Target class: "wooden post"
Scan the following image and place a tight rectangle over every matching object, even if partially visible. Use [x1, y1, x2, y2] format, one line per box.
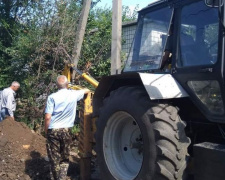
[72, 0, 92, 82]
[111, 0, 122, 75]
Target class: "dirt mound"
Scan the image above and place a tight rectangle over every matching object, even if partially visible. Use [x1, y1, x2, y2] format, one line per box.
[0, 118, 94, 180]
[0, 118, 49, 180]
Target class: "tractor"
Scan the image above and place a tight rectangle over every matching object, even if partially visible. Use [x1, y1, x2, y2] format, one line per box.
[93, 0, 225, 179]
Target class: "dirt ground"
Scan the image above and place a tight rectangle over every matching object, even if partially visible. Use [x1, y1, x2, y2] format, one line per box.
[0, 118, 82, 180]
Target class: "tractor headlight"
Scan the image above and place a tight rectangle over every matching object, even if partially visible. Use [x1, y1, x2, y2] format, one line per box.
[187, 80, 224, 115]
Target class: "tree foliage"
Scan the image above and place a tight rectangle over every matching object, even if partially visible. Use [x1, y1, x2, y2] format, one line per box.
[0, 0, 138, 128]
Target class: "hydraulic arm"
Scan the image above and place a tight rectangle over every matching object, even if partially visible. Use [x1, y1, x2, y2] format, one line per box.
[62, 64, 99, 89]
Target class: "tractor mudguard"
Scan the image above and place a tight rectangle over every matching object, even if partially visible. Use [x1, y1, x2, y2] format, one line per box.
[139, 73, 188, 100]
[93, 72, 189, 116]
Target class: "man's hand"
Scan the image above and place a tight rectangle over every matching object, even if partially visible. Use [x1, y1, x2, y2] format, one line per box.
[45, 113, 52, 135]
[160, 51, 170, 70]
[83, 88, 90, 94]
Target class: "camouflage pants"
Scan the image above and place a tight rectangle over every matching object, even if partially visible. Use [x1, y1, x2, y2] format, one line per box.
[46, 128, 72, 180]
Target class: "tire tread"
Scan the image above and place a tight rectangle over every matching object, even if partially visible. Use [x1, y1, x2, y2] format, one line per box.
[96, 86, 190, 180]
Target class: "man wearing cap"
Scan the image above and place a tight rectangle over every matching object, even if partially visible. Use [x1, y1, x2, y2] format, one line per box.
[45, 75, 89, 180]
[0, 81, 20, 122]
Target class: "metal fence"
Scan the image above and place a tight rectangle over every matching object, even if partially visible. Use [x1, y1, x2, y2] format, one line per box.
[122, 21, 137, 57]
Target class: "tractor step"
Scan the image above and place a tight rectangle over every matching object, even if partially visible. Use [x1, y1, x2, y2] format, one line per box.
[194, 142, 225, 180]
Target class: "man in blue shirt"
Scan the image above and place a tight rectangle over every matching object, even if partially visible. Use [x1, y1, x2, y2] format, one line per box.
[45, 75, 89, 180]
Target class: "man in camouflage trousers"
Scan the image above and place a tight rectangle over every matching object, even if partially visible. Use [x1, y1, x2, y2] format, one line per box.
[45, 75, 89, 180]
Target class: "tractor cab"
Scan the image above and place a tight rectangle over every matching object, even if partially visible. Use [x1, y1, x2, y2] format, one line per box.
[63, 1, 225, 179]
[93, 1, 225, 179]
[123, 0, 225, 123]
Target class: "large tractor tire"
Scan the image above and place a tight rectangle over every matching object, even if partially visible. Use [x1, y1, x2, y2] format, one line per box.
[95, 86, 191, 180]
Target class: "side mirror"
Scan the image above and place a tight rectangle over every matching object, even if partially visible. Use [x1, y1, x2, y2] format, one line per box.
[205, 0, 223, 7]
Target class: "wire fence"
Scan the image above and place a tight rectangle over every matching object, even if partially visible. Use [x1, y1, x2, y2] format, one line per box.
[122, 21, 137, 57]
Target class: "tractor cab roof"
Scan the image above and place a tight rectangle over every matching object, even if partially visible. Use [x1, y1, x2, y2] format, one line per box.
[140, 0, 165, 11]
[139, 0, 174, 14]
[139, 0, 217, 25]
[139, 0, 190, 13]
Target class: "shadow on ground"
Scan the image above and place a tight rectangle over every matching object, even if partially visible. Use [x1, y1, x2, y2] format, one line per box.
[25, 151, 80, 180]
[25, 151, 50, 180]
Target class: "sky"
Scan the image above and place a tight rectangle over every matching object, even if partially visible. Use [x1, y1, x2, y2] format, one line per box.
[96, 0, 158, 11]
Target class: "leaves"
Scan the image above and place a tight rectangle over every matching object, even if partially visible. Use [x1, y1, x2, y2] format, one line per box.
[0, 0, 137, 128]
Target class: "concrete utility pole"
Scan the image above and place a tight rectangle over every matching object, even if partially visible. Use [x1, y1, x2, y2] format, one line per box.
[72, 0, 92, 68]
[111, 0, 122, 75]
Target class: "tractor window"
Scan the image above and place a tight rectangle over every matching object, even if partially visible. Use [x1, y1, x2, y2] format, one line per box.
[188, 80, 224, 115]
[124, 7, 173, 72]
[178, 1, 219, 67]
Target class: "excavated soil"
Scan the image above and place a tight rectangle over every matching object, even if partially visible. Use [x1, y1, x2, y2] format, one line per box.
[0, 118, 80, 180]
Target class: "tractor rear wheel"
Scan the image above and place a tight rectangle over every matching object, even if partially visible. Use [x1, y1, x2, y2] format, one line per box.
[96, 86, 191, 180]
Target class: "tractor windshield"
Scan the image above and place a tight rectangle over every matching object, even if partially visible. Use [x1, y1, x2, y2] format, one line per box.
[124, 7, 173, 72]
[177, 1, 219, 67]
